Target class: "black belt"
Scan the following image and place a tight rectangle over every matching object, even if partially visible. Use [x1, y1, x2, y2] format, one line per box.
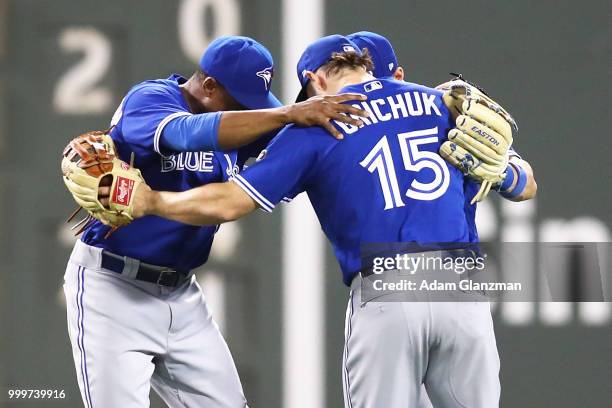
[101, 251, 189, 287]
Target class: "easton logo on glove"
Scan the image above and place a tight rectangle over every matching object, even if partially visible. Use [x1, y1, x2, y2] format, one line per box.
[471, 126, 498, 146]
[437, 76, 517, 204]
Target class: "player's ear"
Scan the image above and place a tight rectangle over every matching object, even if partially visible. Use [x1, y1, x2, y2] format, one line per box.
[393, 66, 405, 81]
[201, 76, 219, 97]
[307, 71, 327, 94]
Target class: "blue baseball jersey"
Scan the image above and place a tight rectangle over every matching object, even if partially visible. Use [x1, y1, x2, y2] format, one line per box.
[233, 79, 476, 285]
[82, 74, 242, 271]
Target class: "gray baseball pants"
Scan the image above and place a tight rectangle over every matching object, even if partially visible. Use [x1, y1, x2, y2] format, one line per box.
[63, 240, 248, 408]
[342, 275, 500, 408]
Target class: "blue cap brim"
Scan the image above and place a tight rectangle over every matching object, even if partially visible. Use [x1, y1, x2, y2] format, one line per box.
[228, 88, 282, 110]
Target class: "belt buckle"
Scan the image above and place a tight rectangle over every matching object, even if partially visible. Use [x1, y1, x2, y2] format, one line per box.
[157, 268, 178, 287]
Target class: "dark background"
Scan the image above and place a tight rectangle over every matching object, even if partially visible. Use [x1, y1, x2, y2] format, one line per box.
[0, 0, 610, 407]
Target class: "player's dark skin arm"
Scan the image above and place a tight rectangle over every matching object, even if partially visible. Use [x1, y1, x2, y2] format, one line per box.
[181, 75, 369, 144]
[217, 95, 369, 144]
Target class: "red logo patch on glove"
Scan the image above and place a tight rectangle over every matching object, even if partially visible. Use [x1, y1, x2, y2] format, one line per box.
[112, 176, 135, 205]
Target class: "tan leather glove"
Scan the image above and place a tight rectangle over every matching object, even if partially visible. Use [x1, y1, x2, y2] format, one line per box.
[61, 130, 146, 235]
[437, 77, 518, 204]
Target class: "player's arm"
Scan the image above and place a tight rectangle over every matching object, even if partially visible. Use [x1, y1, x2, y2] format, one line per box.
[160, 93, 369, 154]
[498, 156, 537, 201]
[133, 182, 256, 226]
[218, 94, 369, 145]
[107, 126, 319, 227]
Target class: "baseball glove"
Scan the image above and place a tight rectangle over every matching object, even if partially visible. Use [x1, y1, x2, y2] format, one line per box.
[61, 130, 145, 236]
[437, 75, 518, 204]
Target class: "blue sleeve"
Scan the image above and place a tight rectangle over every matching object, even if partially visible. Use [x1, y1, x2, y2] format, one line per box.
[119, 84, 192, 156]
[159, 112, 222, 155]
[231, 126, 326, 212]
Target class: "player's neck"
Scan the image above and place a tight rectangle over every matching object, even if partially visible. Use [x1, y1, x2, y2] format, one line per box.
[179, 80, 207, 114]
[326, 70, 375, 94]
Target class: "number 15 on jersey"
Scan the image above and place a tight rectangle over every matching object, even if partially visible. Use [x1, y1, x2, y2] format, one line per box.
[360, 126, 450, 210]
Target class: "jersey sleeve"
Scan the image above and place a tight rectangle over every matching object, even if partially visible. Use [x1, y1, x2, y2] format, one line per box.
[508, 146, 522, 160]
[119, 84, 192, 156]
[159, 112, 222, 155]
[231, 126, 327, 212]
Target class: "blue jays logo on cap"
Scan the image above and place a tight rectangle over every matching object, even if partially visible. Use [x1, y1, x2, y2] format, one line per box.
[200, 36, 281, 109]
[256, 67, 273, 91]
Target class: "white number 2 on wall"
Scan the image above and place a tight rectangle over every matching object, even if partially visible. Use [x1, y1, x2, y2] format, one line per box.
[53, 27, 112, 115]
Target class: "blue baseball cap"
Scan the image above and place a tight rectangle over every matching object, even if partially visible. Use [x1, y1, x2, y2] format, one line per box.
[347, 31, 398, 79]
[295, 34, 362, 102]
[200, 36, 281, 110]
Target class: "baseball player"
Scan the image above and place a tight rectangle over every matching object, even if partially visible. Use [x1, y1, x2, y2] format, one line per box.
[61, 35, 367, 408]
[345, 31, 538, 408]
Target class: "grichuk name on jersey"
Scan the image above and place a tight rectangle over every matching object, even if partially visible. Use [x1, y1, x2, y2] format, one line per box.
[335, 91, 442, 135]
[161, 151, 215, 173]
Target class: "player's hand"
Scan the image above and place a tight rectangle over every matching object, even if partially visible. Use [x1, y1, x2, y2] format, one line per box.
[99, 183, 151, 219]
[62, 131, 148, 236]
[287, 93, 369, 139]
